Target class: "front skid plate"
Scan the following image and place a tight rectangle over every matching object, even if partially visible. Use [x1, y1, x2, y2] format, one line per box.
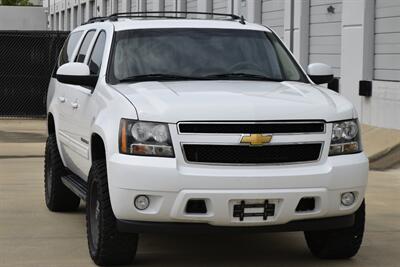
[117, 214, 355, 234]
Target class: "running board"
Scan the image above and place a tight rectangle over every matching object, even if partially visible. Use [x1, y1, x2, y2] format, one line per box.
[61, 174, 87, 201]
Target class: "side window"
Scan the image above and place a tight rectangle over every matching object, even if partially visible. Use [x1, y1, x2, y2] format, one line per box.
[88, 31, 106, 75]
[58, 31, 83, 67]
[75, 30, 96, 63]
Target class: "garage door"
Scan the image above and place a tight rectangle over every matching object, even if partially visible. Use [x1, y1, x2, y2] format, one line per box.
[308, 0, 342, 78]
[261, 0, 284, 39]
[374, 0, 400, 81]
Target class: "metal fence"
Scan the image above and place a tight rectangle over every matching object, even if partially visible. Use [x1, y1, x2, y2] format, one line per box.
[0, 31, 69, 118]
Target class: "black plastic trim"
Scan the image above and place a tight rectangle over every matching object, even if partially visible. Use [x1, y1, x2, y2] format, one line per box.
[56, 74, 98, 88]
[309, 74, 334, 85]
[179, 122, 325, 134]
[117, 214, 355, 234]
[328, 77, 340, 92]
[61, 174, 88, 200]
[359, 80, 372, 97]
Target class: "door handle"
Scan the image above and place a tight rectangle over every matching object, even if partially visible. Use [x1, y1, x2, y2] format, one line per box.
[71, 102, 79, 109]
[58, 96, 66, 103]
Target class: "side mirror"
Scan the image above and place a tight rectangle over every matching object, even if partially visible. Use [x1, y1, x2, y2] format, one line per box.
[56, 62, 98, 88]
[307, 63, 334, 85]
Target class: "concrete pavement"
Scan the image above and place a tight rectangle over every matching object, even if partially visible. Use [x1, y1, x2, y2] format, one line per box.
[362, 124, 400, 170]
[0, 119, 46, 158]
[0, 157, 399, 267]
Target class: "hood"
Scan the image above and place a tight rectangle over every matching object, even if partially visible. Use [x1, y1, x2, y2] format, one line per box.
[112, 80, 355, 123]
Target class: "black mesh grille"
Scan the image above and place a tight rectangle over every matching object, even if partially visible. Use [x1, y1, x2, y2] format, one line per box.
[179, 122, 325, 134]
[183, 143, 322, 164]
[0, 31, 69, 117]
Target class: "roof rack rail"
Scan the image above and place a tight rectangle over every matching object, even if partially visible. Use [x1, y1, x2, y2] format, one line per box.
[83, 16, 109, 25]
[84, 11, 246, 25]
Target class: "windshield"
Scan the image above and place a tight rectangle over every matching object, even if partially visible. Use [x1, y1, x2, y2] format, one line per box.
[108, 28, 308, 83]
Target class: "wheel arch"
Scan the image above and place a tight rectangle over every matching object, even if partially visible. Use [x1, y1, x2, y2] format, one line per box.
[47, 112, 56, 135]
[91, 133, 106, 162]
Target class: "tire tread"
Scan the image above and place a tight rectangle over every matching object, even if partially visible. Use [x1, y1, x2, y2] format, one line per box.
[87, 160, 138, 266]
[44, 134, 80, 212]
[305, 201, 365, 259]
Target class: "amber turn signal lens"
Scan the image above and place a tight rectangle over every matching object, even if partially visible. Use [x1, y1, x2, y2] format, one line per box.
[120, 119, 128, 153]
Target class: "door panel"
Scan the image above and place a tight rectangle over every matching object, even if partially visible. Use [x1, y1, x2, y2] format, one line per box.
[65, 30, 107, 180]
[56, 30, 96, 178]
[64, 86, 93, 179]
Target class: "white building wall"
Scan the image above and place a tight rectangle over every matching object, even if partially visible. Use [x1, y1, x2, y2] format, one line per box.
[146, 0, 153, 11]
[0, 6, 47, 30]
[213, 0, 227, 13]
[186, 0, 197, 12]
[114, 0, 124, 13]
[164, 0, 175, 11]
[261, 0, 284, 39]
[89, 0, 96, 18]
[131, 0, 138, 12]
[374, 0, 400, 81]
[361, 0, 400, 129]
[309, 0, 342, 78]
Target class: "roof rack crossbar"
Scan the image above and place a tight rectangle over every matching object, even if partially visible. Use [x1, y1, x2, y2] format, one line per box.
[84, 11, 245, 25]
[109, 11, 241, 21]
[109, 15, 188, 20]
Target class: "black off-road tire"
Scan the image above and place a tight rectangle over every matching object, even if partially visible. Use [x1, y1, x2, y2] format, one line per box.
[86, 160, 138, 266]
[305, 200, 365, 259]
[44, 134, 80, 211]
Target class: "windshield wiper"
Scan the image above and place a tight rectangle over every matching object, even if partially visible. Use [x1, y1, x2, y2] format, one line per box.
[119, 74, 205, 82]
[203, 73, 283, 82]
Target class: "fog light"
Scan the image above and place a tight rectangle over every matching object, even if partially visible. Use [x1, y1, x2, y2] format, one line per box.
[341, 192, 355, 206]
[134, 195, 150, 210]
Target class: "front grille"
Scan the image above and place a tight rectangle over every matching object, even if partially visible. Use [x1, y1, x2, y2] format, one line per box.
[178, 122, 325, 134]
[183, 143, 322, 164]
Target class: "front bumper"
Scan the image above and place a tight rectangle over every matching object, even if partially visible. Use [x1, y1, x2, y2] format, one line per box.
[108, 152, 368, 227]
[117, 214, 355, 234]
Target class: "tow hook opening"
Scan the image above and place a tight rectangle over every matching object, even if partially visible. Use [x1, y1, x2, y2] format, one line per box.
[295, 197, 316, 212]
[185, 199, 208, 214]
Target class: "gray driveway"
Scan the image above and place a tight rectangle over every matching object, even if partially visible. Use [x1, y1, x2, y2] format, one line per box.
[0, 157, 399, 267]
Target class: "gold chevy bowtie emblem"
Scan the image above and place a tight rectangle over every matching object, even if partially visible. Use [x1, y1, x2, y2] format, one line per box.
[240, 134, 273, 146]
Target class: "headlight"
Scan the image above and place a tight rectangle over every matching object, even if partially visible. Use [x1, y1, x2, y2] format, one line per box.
[329, 119, 362, 156]
[119, 119, 174, 157]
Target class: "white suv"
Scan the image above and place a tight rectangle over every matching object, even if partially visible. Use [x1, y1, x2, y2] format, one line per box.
[45, 12, 368, 266]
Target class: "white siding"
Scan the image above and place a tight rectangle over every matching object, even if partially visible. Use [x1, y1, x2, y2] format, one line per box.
[89, 0, 95, 18]
[261, 0, 284, 39]
[187, 0, 197, 12]
[213, 0, 227, 14]
[51, 14, 55, 29]
[81, 3, 86, 23]
[131, 0, 138, 12]
[55, 12, 59, 30]
[67, 8, 71, 30]
[146, 0, 153, 11]
[0, 6, 47, 30]
[73, 6, 78, 27]
[117, 0, 122, 12]
[374, 0, 400, 81]
[103, 0, 111, 15]
[164, 0, 175, 11]
[308, 0, 342, 77]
